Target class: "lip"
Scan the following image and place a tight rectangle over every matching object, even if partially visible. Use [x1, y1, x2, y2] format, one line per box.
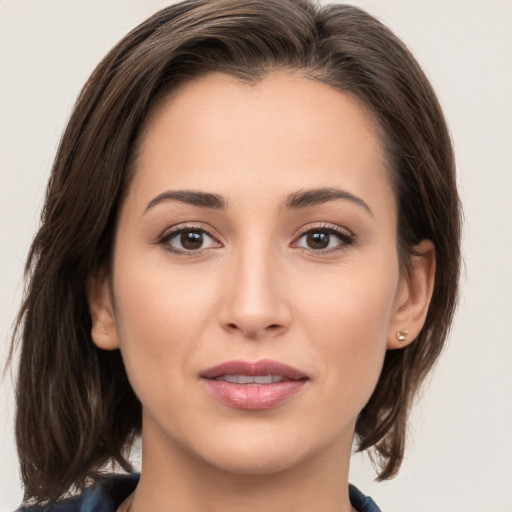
[200, 359, 309, 410]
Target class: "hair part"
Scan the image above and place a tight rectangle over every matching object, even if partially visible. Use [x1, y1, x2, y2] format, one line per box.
[11, 0, 461, 504]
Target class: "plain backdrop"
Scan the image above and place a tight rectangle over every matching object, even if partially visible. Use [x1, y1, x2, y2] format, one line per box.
[1, 1, 511, 511]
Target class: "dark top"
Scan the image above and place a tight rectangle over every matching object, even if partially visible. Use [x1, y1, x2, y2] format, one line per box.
[21, 473, 381, 512]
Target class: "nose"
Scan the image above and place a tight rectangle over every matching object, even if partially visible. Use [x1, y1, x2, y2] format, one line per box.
[218, 245, 292, 339]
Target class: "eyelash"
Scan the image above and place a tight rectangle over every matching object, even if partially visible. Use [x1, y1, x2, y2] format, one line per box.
[156, 223, 221, 255]
[292, 224, 356, 254]
[155, 223, 356, 255]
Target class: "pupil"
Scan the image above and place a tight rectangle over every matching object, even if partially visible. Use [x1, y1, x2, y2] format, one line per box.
[307, 231, 329, 249]
[181, 230, 203, 250]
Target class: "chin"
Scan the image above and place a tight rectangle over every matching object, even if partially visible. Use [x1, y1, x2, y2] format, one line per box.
[188, 423, 329, 477]
[201, 447, 304, 476]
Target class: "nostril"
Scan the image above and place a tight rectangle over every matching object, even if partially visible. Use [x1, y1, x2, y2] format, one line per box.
[223, 322, 284, 336]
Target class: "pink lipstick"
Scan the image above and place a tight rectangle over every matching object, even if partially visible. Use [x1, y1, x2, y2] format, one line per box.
[200, 359, 309, 410]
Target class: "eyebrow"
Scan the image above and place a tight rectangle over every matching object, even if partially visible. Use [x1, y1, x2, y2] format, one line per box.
[144, 190, 226, 212]
[144, 187, 372, 216]
[284, 187, 373, 216]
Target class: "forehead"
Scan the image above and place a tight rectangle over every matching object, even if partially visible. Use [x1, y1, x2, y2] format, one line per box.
[140, 71, 384, 156]
[127, 71, 393, 214]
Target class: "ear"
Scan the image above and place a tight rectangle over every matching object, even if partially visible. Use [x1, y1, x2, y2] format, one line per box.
[87, 271, 120, 351]
[387, 240, 436, 349]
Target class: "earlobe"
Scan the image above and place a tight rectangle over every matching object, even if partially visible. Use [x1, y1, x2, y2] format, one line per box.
[88, 271, 120, 351]
[387, 240, 436, 350]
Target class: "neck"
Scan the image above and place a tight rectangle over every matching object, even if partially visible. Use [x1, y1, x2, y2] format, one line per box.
[133, 418, 356, 512]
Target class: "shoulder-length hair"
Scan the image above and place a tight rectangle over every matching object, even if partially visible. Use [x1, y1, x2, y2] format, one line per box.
[12, 0, 461, 504]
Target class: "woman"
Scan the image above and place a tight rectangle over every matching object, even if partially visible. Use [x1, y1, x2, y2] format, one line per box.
[11, 1, 461, 511]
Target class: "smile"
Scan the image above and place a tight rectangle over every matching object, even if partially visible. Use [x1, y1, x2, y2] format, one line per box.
[200, 359, 309, 410]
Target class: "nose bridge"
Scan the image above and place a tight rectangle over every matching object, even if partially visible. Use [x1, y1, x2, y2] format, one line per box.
[220, 234, 290, 338]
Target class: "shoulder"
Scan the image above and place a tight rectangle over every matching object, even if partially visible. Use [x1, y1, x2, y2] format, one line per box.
[17, 474, 140, 512]
[349, 484, 382, 512]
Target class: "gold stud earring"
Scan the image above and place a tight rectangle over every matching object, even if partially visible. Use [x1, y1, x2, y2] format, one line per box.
[396, 329, 409, 342]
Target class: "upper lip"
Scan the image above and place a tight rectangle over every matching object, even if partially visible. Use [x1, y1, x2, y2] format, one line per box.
[200, 359, 309, 381]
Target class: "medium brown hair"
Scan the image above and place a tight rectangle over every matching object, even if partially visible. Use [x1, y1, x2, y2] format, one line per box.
[11, 0, 461, 504]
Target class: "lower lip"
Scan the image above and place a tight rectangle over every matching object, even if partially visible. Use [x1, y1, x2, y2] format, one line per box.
[202, 379, 307, 410]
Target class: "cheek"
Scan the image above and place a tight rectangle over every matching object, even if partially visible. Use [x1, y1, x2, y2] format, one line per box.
[110, 255, 218, 397]
[295, 259, 399, 407]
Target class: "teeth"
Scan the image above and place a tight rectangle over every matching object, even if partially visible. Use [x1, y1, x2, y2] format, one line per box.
[215, 375, 285, 384]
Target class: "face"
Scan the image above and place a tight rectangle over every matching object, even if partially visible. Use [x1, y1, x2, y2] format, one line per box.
[91, 72, 427, 477]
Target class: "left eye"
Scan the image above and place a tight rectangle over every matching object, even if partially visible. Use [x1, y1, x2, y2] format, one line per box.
[294, 228, 353, 251]
[161, 228, 220, 253]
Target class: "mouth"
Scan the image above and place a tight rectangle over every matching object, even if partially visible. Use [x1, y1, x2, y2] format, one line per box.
[200, 359, 309, 410]
[213, 374, 290, 384]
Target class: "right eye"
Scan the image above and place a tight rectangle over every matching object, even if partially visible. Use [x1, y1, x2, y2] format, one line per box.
[159, 227, 221, 254]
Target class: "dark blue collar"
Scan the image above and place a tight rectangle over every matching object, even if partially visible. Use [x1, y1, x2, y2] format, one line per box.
[349, 483, 382, 511]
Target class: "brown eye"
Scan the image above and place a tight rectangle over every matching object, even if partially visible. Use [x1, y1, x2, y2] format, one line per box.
[306, 231, 330, 249]
[160, 227, 220, 253]
[180, 230, 203, 250]
[294, 227, 355, 252]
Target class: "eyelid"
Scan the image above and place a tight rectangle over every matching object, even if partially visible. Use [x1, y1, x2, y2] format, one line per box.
[156, 222, 222, 254]
[295, 222, 353, 238]
[291, 222, 356, 251]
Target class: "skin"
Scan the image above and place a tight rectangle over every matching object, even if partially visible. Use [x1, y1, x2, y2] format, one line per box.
[89, 72, 435, 512]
